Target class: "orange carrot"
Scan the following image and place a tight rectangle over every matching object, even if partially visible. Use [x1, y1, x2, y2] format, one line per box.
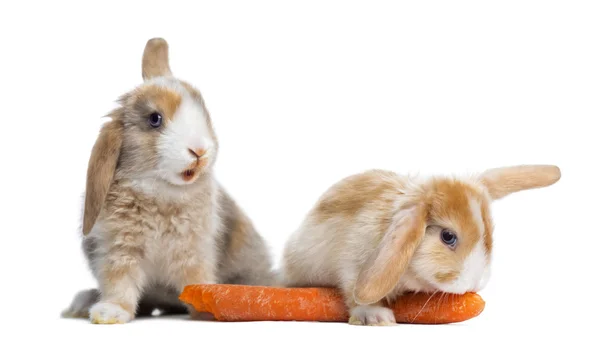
[179, 284, 485, 324]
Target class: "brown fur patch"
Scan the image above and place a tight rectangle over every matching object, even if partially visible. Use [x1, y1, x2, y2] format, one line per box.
[316, 170, 400, 223]
[435, 271, 459, 283]
[180, 265, 211, 287]
[83, 120, 123, 235]
[354, 204, 427, 305]
[228, 216, 250, 257]
[142, 38, 172, 80]
[425, 179, 485, 270]
[480, 202, 494, 254]
[421, 241, 463, 282]
[218, 194, 248, 257]
[133, 85, 182, 122]
[102, 264, 130, 285]
[480, 165, 561, 200]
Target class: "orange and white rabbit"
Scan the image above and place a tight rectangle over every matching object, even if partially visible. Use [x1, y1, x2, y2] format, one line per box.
[281, 165, 561, 325]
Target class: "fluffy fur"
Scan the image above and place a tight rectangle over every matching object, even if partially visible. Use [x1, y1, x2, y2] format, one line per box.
[62, 38, 275, 324]
[281, 165, 560, 326]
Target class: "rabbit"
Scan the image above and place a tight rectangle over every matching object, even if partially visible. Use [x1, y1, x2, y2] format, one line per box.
[281, 164, 561, 326]
[61, 38, 276, 324]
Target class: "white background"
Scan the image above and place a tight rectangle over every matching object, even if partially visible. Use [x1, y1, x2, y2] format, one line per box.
[1, 1, 598, 351]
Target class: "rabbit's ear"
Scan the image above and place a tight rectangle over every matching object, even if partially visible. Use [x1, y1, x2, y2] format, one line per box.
[480, 165, 561, 200]
[142, 37, 172, 80]
[82, 120, 123, 235]
[354, 204, 427, 305]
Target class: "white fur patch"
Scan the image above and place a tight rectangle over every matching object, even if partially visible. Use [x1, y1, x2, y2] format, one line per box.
[469, 197, 485, 235]
[157, 93, 215, 186]
[89, 302, 132, 324]
[477, 259, 492, 291]
[349, 305, 396, 326]
[439, 240, 489, 294]
[281, 220, 338, 287]
[145, 76, 186, 92]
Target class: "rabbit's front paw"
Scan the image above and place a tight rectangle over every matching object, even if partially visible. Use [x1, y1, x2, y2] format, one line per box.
[349, 305, 396, 326]
[89, 302, 132, 324]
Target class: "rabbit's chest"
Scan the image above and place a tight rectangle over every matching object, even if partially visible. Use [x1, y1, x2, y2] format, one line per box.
[144, 213, 204, 256]
[151, 213, 195, 238]
[139, 210, 214, 278]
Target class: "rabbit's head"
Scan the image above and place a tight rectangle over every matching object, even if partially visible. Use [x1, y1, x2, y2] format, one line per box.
[82, 38, 218, 234]
[354, 165, 561, 305]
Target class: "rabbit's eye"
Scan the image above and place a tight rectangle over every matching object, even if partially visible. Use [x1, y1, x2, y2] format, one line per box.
[148, 112, 163, 128]
[441, 229, 458, 248]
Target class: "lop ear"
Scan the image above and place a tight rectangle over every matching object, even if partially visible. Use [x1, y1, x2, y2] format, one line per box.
[82, 120, 123, 235]
[142, 37, 172, 80]
[480, 164, 561, 200]
[354, 204, 427, 305]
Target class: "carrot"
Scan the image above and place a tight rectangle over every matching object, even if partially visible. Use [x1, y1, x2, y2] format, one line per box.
[179, 284, 485, 324]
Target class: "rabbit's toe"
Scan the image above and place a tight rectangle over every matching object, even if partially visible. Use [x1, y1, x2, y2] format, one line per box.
[349, 305, 396, 326]
[89, 302, 132, 324]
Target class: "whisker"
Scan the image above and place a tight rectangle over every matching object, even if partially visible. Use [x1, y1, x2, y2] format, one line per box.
[150, 171, 162, 190]
[434, 292, 445, 324]
[411, 290, 439, 323]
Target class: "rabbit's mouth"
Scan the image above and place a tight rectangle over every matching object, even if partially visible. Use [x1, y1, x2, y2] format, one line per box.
[180, 156, 209, 183]
[181, 168, 197, 182]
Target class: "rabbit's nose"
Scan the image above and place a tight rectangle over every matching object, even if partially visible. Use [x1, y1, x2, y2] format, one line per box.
[188, 148, 206, 159]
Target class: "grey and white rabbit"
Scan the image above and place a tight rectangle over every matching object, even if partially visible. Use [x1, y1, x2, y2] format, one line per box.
[62, 38, 275, 324]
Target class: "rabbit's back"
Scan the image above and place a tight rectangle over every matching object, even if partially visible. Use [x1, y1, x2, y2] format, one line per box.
[281, 169, 406, 289]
